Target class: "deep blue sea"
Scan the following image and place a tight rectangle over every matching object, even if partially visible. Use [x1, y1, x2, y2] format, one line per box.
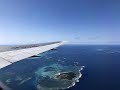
[0, 45, 120, 90]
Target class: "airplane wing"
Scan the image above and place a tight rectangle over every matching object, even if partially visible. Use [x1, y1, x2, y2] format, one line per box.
[0, 41, 65, 69]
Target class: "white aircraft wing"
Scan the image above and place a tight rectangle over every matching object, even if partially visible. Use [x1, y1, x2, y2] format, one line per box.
[0, 41, 65, 69]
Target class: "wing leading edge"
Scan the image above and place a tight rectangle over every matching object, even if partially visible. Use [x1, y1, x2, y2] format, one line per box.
[0, 41, 65, 69]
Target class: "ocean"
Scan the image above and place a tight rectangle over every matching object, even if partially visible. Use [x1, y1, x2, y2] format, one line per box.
[0, 45, 120, 90]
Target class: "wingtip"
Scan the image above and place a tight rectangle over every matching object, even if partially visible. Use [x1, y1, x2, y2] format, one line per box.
[59, 41, 68, 45]
[61, 41, 68, 43]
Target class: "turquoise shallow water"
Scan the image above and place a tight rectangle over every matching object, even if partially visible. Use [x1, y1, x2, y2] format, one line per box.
[0, 45, 120, 90]
[0, 45, 84, 90]
[35, 64, 83, 90]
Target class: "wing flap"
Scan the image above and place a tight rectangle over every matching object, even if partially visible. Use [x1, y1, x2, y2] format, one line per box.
[0, 58, 11, 68]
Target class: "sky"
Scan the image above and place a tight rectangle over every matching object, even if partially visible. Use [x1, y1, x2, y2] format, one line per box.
[0, 0, 120, 44]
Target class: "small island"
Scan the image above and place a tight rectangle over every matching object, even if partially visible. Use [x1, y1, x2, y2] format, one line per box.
[54, 72, 77, 80]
